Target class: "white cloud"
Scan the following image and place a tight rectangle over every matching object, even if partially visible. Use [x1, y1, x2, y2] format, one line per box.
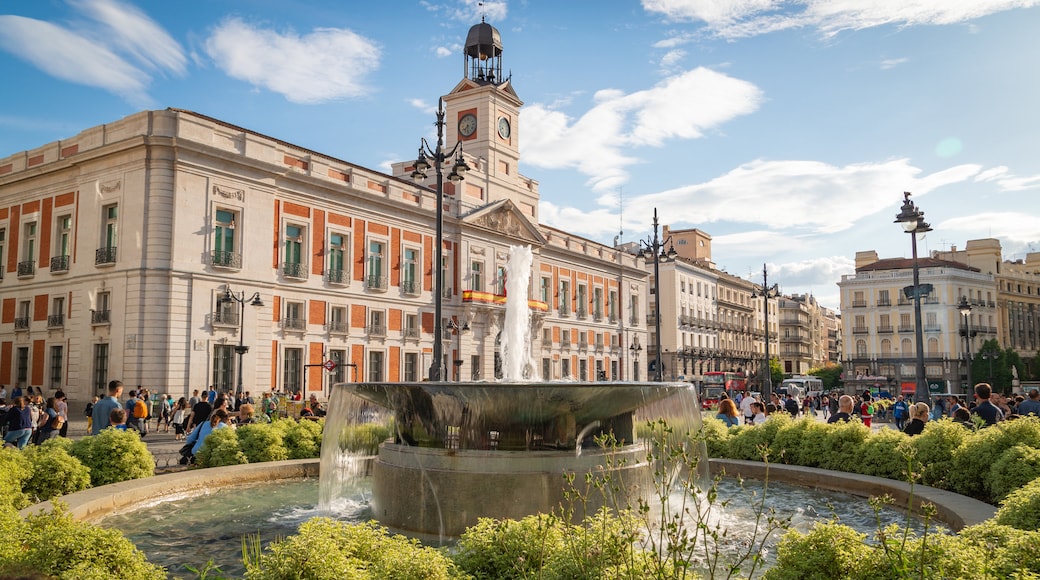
[72, 0, 186, 75]
[521, 67, 762, 191]
[974, 166, 1040, 191]
[205, 19, 381, 104]
[880, 57, 909, 69]
[643, 0, 1040, 38]
[435, 45, 453, 57]
[408, 98, 438, 115]
[938, 212, 1040, 245]
[659, 49, 687, 72]
[448, 0, 509, 22]
[770, 256, 857, 288]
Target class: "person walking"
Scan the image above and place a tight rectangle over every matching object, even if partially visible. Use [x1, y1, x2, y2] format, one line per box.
[892, 396, 909, 431]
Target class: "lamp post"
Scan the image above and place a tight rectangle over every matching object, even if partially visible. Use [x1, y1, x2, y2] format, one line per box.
[639, 208, 677, 382]
[751, 264, 779, 401]
[629, 342, 643, 381]
[411, 98, 470, 381]
[981, 349, 998, 389]
[894, 192, 933, 404]
[958, 296, 975, 391]
[447, 318, 469, 381]
[218, 285, 264, 398]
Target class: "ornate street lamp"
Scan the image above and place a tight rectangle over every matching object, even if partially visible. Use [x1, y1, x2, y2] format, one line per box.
[895, 191, 933, 403]
[981, 349, 999, 389]
[412, 98, 470, 381]
[958, 295, 975, 391]
[629, 342, 643, 381]
[218, 285, 264, 398]
[752, 263, 779, 400]
[639, 208, 677, 382]
[447, 318, 470, 381]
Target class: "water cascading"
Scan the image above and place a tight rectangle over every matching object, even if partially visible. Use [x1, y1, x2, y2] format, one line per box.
[319, 244, 708, 543]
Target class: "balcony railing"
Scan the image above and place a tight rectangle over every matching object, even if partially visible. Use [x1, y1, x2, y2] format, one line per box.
[576, 307, 587, 320]
[17, 260, 34, 277]
[608, 314, 619, 324]
[877, 326, 894, 333]
[211, 250, 242, 269]
[401, 280, 420, 296]
[91, 310, 110, 325]
[212, 310, 240, 327]
[629, 315, 640, 326]
[593, 311, 603, 322]
[325, 320, 348, 334]
[14, 317, 30, 330]
[326, 268, 349, 285]
[368, 324, 387, 337]
[281, 317, 306, 331]
[366, 275, 387, 291]
[558, 304, 570, 316]
[283, 262, 307, 279]
[851, 300, 867, 308]
[442, 287, 453, 299]
[404, 327, 420, 340]
[95, 246, 117, 265]
[47, 314, 64, 328]
[898, 325, 915, 333]
[924, 325, 942, 332]
[852, 326, 869, 334]
[50, 255, 70, 273]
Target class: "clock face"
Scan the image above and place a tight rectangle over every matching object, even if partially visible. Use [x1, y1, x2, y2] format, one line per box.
[459, 114, 477, 137]
[498, 117, 511, 139]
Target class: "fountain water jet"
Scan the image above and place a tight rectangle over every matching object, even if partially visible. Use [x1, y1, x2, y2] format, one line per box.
[319, 246, 707, 542]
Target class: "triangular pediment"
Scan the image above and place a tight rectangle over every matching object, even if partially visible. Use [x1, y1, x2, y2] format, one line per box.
[462, 199, 545, 246]
[445, 78, 522, 106]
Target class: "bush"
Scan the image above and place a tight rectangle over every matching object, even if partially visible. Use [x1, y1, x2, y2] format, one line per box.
[245, 518, 456, 580]
[994, 475, 1040, 531]
[813, 420, 871, 474]
[948, 417, 1040, 501]
[852, 428, 911, 480]
[196, 427, 247, 468]
[765, 521, 872, 580]
[337, 422, 392, 455]
[987, 444, 1040, 502]
[0, 447, 32, 510]
[22, 440, 91, 503]
[952, 521, 1040, 577]
[0, 505, 166, 579]
[282, 419, 324, 459]
[771, 417, 829, 467]
[238, 423, 289, 463]
[724, 414, 793, 462]
[69, 428, 154, 486]
[899, 418, 967, 488]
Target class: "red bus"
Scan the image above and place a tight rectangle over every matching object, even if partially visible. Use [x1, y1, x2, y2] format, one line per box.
[701, 371, 748, 409]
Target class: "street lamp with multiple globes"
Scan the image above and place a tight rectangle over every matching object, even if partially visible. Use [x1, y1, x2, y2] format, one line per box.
[980, 349, 999, 389]
[218, 285, 264, 398]
[894, 191, 933, 404]
[958, 295, 976, 391]
[639, 208, 677, 382]
[447, 318, 470, 381]
[411, 98, 470, 381]
[751, 263, 779, 400]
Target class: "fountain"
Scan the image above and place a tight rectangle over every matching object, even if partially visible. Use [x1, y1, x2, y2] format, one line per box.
[318, 245, 708, 540]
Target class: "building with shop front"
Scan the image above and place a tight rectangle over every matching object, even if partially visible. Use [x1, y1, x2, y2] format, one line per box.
[0, 21, 650, 401]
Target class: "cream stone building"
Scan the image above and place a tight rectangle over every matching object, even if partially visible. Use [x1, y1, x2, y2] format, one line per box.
[0, 21, 650, 401]
[777, 294, 837, 375]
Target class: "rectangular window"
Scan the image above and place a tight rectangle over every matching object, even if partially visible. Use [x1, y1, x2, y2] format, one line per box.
[49, 296, 65, 327]
[404, 313, 419, 339]
[559, 280, 570, 315]
[283, 224, 305, 278]
[51, 215, 72, 272]
[284, 348, 303, 393]
[213, 345, 234, 391]
[92, 292, 111, 324]
[540, 277, 551, 304]
[327, 233, 348, 283]
[329, 349, 346, 384]
[329, 306, 348, 333]
[15, 300, 30, 330]
[470, 261, 484, 292]
[367, 351, 385, 382]
[495, 265, 506, 295]
[283, 301, 305, 330]
[369, 309, 386, 336]
[97, 204, 118, 265]
[579, 359, 588, 381]
[470, 355, 481, 380]
[561, 358, 571, 379]
[542, 358, 551, 380]
[367, 240, 386, 290]
[212, 209, 240, 268]
[18, 222, 36, 276]
[49, 345, 63, 389]
[629, 294, 639, 325]
[441, 254, 451, 298]
[92, 343, 109, 393]
[402, 248, 419, 294]
[403, 352, 419, 382]
[0, 228, 5, 280]
[576, 284, 588, 318]
[593, 288, 603, 320]
[16, 346, 29, 385]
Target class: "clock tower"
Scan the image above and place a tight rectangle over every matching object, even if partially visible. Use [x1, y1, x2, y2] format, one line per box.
[441, 19, 537, 220]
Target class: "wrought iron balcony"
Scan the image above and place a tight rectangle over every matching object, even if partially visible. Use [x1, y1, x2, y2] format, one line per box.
[14, 317, 30, 330]
[50, 255, 70, 273]
[576, 307, 588, 320]
[283, 261, 307, 279]
[17, 260, 34, 277]
[326, 268, 349, 285]
[403, 327, 420, 339]
[401, 280, 420, 296]
[212, 310, 240, 327]
[366, 275, 387, 291]
[281, 317, 306, 331]
[211, 250, 242, 269]
[95, 246, 117, 265]
[91, 310, 110, 325]
[368, 324, 387, 337]
[325, 320, 348, 334]
[47, 314, 64, 328]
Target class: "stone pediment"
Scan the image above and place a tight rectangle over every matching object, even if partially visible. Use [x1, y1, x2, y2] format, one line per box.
[445, 79, 522, 106]
[462, 200, 545, 246]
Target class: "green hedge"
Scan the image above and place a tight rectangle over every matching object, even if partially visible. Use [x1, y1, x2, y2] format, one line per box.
[69, 428, 154, 486]
[196, 427, 248, 468]
[21, 439, 91, 504]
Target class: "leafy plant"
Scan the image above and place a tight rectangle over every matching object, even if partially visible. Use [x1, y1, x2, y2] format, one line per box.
[898, 418, 967, 488]
[69, 428, 154, 486]
[281, 418, 324, 459]
[853, 428, 910, 480]
[22, 440, 91, 503]
[0, 446, 32, 510]
[994, 475, 1040, 531]
[987, 444, 1040, 502]
[196, 427, 247, 468]
[237, 424, 289, 463]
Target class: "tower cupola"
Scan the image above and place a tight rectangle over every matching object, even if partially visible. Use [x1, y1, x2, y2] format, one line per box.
[464, 19, 505, 85]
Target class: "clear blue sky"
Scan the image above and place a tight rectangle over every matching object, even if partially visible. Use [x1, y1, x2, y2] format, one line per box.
[2, 0, 1039, 308]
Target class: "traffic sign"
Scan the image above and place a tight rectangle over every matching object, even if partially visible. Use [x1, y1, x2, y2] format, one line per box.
[322, 360, 337, 371]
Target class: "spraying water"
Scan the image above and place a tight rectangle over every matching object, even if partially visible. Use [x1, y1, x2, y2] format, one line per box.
[501, 245, 535, 381]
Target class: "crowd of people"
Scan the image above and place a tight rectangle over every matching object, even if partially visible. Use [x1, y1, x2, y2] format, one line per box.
[2, 381, 326, 455]
[712, 383, 1040, 437]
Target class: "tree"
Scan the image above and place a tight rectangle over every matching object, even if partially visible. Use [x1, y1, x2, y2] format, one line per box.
[769, 357, 783, 388]
[808, 363, 844, 390]
[971, 339, 1024, 395]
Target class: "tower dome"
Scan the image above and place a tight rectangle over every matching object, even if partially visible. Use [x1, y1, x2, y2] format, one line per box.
[464, 20, 504, 84]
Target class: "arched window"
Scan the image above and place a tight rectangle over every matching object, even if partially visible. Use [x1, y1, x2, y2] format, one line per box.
[901, 338, 913, 355]
[927, 337, 939, 354]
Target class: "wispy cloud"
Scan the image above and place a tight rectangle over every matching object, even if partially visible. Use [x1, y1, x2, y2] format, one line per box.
[880, 57, 909, 69]
[643, 0, 1040, 39]
[939, 212, 1040, 244]
[0, 0, 185, 105]
[521, 67, 763, 191]
[205, 19, 381, 104]
[973, 166, 1040, 191]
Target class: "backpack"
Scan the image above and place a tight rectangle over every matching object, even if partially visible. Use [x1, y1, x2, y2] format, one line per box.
[133, 399, 148, 419]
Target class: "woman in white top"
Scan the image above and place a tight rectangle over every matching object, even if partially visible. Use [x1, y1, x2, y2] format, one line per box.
[751, 401, 767, 425]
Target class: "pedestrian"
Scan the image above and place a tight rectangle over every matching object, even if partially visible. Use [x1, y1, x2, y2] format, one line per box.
[751, 401, 767, 425]
[716, 398, 740, 427]
[91, 380, 124, 435]
[1018, 389, 1040, 417]
[859, 393, 874, 428]
[971, 383, 1004, 426]
[84, 395, 98, 434]
[827, 395, 855, 423]
[3, 397, 34, 449]
[36, 397, 64, 442]
[903, 402, 930, 436]
[892, 396, 909, 431]
[160, 394, 173, 433]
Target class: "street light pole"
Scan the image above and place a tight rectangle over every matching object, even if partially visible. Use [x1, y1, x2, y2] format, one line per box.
[447, 318, 469, 381]
[895, 192, 933, 404]
[219, 286, 264, 399]
[752, 264, 779, 401]
[639, 208, 676, 382]
[412, 98, 470, 382]
[958, 296, 974, 391]
[981, 349, 998, 389]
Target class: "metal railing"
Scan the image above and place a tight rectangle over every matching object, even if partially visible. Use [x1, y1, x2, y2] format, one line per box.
[212, 310, 240, 327]
[95, 246, 117, 265]
[50, 255, 70, 272]
[17, 260, 34, 277]
[368, 324, 387, 337]
[366, 275, 387, 291]
[326, 268, 349, 284]
[283, 262, 307, 279]
[401, 280, 420, 295]
[325, 320, 348, 333]
[91, 310, 110, 325]
[211, 251, 242, 269]
[281, 317, 306, 331]
[47, 314, 64, 328]
[14, 317, 30, 330]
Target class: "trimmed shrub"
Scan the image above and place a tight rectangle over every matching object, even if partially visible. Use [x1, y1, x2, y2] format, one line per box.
[699, 416, 732, 457]
[987, 444, 1040, 502]
[196, 427, 247, 468]
[994, 475, 1040, 531]
[237, 423, 289, 463]
[764, 521, 872, 580]
[771, 417, 829, 467]
[725, 413, 793, 462]
[0, 447, 32, 510]
[954, 521, 1040, 576]
[0, 505, 166, 579]
[283, 418, 324, 459]
[69, 428, 154, 486]
[245, 518, 456, 580]
[813, 420, 871, 474]
[899, 418, 967, 488]
[852, 428, 911, 480]
[948, 417, 1040, 501]
[22, 440, 91, 503]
